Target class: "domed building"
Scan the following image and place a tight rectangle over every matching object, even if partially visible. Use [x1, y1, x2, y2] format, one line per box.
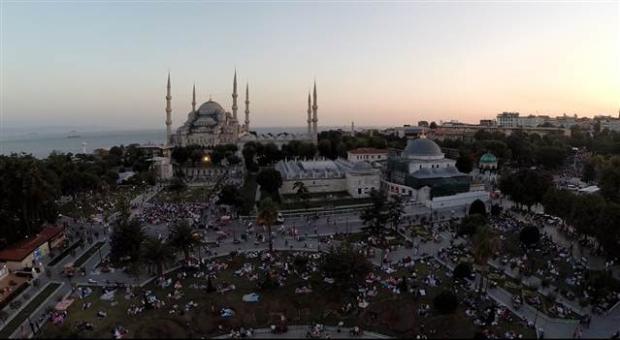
[384, 134, 489, 209]
[174, 99, 239, 147]
[163, 70, 319, 148]
[478, 152, 498, 171]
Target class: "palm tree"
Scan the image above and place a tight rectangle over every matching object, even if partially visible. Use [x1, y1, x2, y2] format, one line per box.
[293, 181, 310, 209]
[257, 197, 278, 253]
[472, 225, 500, 295]
[168, 220, 199, 262]
[142, 236, 175, 276]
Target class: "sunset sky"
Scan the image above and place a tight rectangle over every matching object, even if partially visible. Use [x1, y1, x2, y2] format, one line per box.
[1, 1, 619, 130]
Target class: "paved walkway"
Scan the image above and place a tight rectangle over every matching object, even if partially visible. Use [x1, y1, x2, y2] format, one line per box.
[4, 192, 620, 339]
[213, 325, 390, 339]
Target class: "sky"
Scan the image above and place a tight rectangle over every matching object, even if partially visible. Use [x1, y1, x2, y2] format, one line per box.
[1, 0, 619, 131]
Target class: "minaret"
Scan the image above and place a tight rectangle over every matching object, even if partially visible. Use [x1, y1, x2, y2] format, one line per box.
[191, 83, 196, 114]
[232, 69, 238, 121]
[312, 81, 318, 143]
[244, 83, 250, 132]
[165, 72, 172, 146]
[307, 92, 312, 136]
[351, 121, 355, 135]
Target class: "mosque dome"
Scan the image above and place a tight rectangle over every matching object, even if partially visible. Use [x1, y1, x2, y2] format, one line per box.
[479, 152, 497, 164]
[191, 100, 226, 128]
[402, 137, 443, 159]
[197, 100, 226, 116]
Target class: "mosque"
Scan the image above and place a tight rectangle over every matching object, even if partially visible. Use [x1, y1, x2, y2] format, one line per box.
[163, 71, 318, 148]
[383, 133, 489, 210]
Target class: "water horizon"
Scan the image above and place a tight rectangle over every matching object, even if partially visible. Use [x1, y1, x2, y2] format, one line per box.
[0, 125, 387, 158]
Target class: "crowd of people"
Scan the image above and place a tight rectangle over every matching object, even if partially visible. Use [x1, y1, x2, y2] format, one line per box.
[137, 202, 205, 225]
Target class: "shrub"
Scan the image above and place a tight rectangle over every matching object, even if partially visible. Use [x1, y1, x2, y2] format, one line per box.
[433, 290, 458, 314]
[453, 262, 473, 280]
[457, 214, 487, 237]
[293, 256, 308, 272]
[519, 226, 540, 247]
[258, 272, 279, 291]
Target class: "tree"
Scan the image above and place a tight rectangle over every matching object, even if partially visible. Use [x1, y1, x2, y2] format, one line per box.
[519, 226, 540, 247]
[472, 225, 499, 294]
[257, 197, 278, 253]
[599, 156, 620, 203]
[387, 195, 404, 230]
[256, 168, 282, 200]
[596, 203, 620, 257]
[360, 189, 388, 234]
[0, 155, 60, 245]
[490, 204, 502, 216]
[570, 194, 606, 240]
[535, 145, 568, 169]
[543, 188, 576, 220]
[168, 220, 199, 261]
[457, 214, 486, 237]
[320, 242, 372, 291]
[469, 200, 487, 216]
[433, 290, 458, 314]
[218, 184, 243, 208]
[242, 142, 259, 172]
[110, 218, 145, 263]
[455, 151, 474, 173]
[141, 236, 175, 276]
[317, 139, 333, 159]
[429, 121, 438, 129]
[259, 143, 283, 166]
[499, 168, 552, 209]
[582, 159, 597, 183]
[293, 181, 310, 209]
[453, 262, 473, 281]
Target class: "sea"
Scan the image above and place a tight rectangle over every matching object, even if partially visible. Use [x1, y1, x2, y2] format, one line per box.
[0, 126, 349, 159]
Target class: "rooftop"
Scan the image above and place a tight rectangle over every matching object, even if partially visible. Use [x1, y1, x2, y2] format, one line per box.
[0, 226, 65, 262]
[348, 148, 389, 155]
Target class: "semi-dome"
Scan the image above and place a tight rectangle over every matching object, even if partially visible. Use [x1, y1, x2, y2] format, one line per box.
[197, 100, 226, 116]
[402, 137, 443, 158]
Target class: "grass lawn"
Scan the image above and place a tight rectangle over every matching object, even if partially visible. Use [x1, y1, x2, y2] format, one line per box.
[73, 242, 105, 268]
[332, 228, 408, 249]
[0, 282, 62, 338]
[59, 186, 145, 220]
[39, 251, 535, 339]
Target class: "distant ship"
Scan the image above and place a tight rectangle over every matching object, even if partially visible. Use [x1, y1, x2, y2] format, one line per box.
[66, 130, 81, 138]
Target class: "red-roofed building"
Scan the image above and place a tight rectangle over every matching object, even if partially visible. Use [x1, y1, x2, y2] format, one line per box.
[347, 148, 389, 162]
[0, 226, 65, 271]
